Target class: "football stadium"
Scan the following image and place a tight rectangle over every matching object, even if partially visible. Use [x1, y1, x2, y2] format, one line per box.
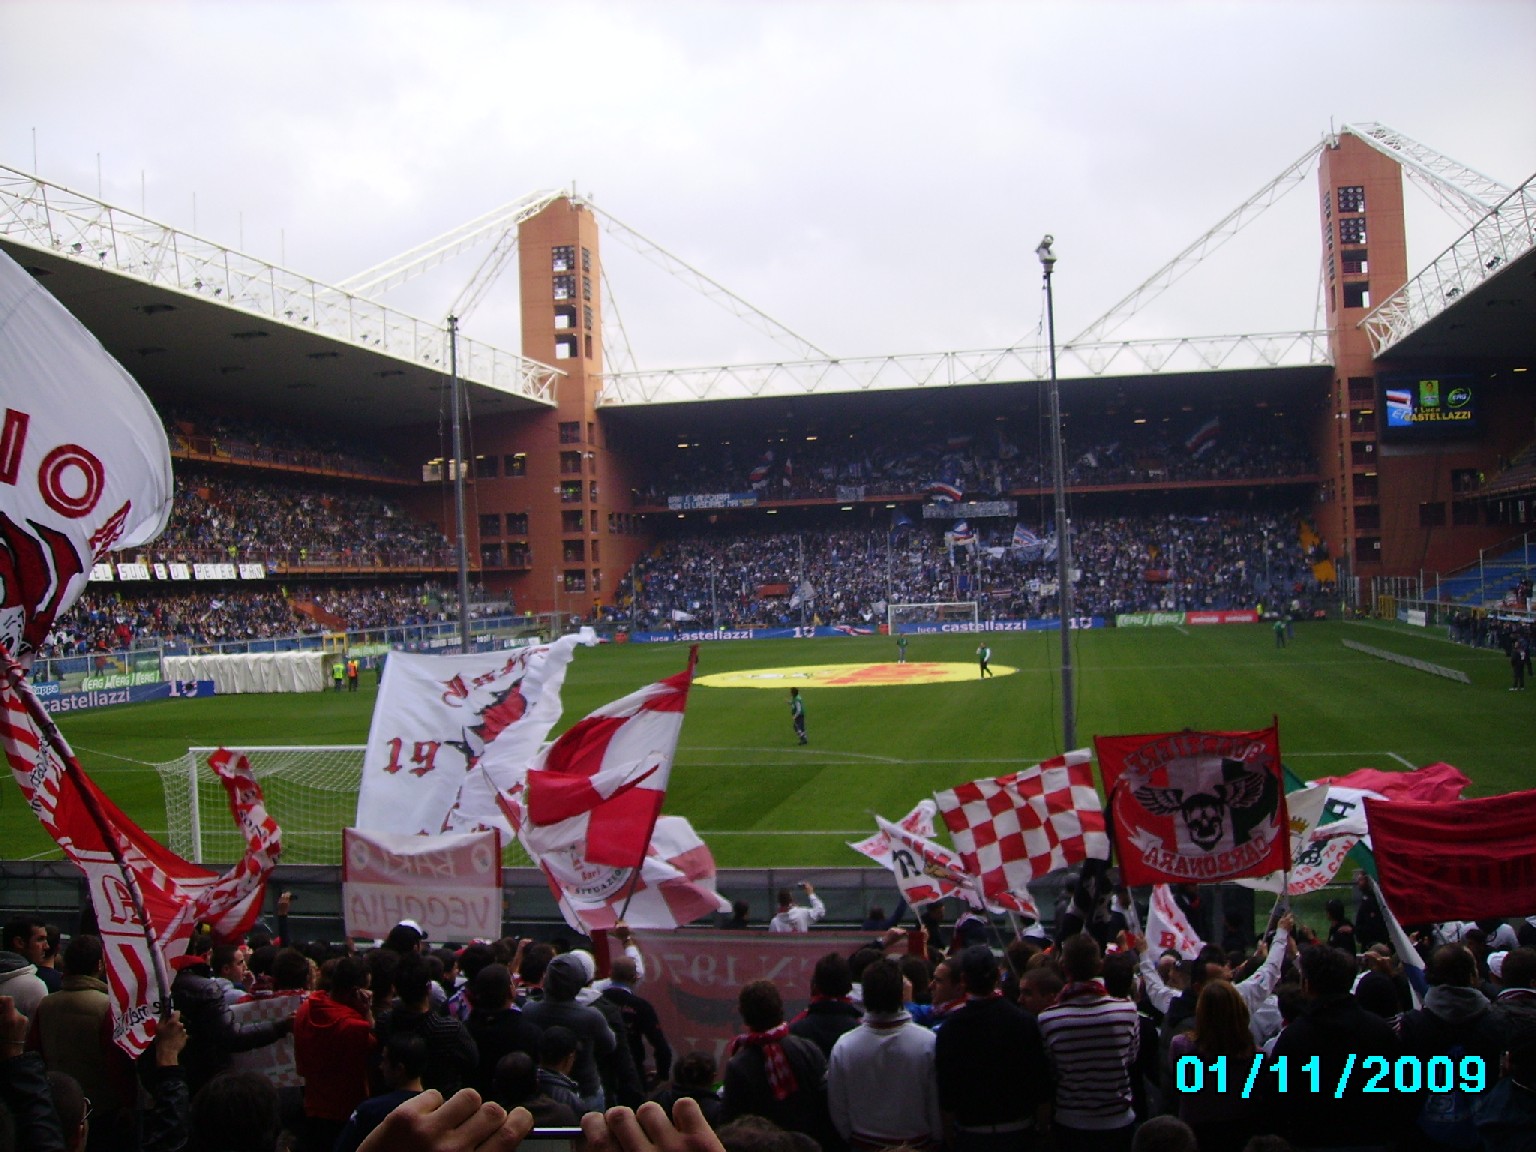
[2, 40, 1535, 1149]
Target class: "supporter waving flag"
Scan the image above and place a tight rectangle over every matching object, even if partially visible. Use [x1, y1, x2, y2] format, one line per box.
[934, 749, 1108, 910]
[1095, 724, 1289, 886]
[875, 814, 1038, 916]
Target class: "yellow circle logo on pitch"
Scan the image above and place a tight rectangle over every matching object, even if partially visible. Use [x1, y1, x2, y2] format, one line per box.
[696, 661, 1013, 688]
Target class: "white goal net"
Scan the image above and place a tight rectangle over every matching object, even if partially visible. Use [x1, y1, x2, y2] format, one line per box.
[154, 746, 533, 867]
[887, 601, 980, 632]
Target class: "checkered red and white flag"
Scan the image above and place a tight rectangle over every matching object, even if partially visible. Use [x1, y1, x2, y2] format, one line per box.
[933, 749, 1109, 908]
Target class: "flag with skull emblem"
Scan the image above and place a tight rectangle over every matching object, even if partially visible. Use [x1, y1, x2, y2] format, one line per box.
[1095, 725, 1288, 886]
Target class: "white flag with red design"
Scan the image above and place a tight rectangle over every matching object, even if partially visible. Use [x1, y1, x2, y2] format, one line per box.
[521, 813, 729, 933]
[847, 800, 941, 872]
[356, 635, 593, 837]
[0, 246, 172, 662]
[874, 813, 1038, 917]
[934, 749, 1108, 911]
[521, 649, 696, 867]
[1145, 883, 1206, 959]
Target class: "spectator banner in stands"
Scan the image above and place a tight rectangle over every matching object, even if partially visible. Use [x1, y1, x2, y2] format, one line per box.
[627, 619, 1106, 643]
[1145, 883, 1206, 958]
[1116, 610, 1259, 627]
[356, 635, 591, 837]
[666, 493, 760, 510]
[1095, 725, 1289, 886]
[627, 930, 873, 1066]
[1364, 789, 1536, 922]
[341, 827, 502, 942]
[922, 501, 1017, 519]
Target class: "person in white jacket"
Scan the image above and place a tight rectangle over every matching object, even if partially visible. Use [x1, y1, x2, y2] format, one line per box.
[770, 883, 825, 933]
[828, 958, 943, 1150]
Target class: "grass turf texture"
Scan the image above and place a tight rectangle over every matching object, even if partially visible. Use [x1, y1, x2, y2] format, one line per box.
[1, 620, 1527, 866]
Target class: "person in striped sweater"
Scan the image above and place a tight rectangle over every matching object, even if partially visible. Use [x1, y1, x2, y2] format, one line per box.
[1036, 933, 1142, 1151]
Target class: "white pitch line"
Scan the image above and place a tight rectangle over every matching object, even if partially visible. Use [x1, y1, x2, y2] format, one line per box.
[1386, 751, 1416, 768]
[1174, 626, 1190, 635]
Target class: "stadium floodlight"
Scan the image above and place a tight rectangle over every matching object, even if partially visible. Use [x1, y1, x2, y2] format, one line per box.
[1038, 235, 1075, 750]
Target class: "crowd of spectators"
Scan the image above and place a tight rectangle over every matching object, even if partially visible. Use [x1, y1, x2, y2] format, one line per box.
[4, 889, 1535, 1152]
[616, 509, 1323, 630]
[40, 583, 468, 656]
[634, 415, 1316, 506]
[162, 405, 417, 483]
[138, 466, 456, 570]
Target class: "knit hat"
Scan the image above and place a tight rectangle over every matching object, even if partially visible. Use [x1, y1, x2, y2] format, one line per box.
[543, 952, 593, 1001]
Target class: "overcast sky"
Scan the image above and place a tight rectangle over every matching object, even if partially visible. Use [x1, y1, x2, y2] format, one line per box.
[6, 1, 1535, 373]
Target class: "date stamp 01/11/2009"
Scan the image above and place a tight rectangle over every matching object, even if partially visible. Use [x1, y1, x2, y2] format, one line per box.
[1175, 1054, 1488, 1099]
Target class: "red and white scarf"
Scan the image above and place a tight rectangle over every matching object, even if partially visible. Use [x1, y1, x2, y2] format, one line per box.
[730, 1022, 798, 1100]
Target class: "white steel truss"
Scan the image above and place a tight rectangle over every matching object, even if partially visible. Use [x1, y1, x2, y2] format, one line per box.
[1361, 172, 1536, 357]
[336, 189, 563, 300]
[596, 330, 1329, 405]
[1065, 140, 1326, 346]
[1343, 121, 1513, 225]
[582, 202, 832, 363]
[0, 166, 561, 404]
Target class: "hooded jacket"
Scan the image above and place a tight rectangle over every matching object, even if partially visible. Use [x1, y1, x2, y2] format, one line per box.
[0, 951, 48, 1020]
[293, 990, 376, 1121]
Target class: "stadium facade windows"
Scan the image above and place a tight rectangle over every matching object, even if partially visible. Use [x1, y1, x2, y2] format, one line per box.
[474, 455, 498, 479]
[563, 540, 586, 562]
[560, 451, 584, 475]
[1337, 185, 1366, 212]
[1354, 535, 1381, 562]
[562, 510, 585, 533]
[1418, 502, 1447, 527]
[479, 513, 501, 537]
[560, 481, 582, 503]
[553, 274, 575, 300]
[554, 305, 576, 330]
[1342, 281, 1370, 309]
[554, 334, 577, 359]
[480, 542, 504, 566]
[506, 513, 529, 535]
[1341, 248, 1368, 275]
[1347, 376, 1375, 404]
[1340, 217, 1367, 244]
[559, 422, 582, 444]
[1355, 504, 1381, 531]
[504, 454, 527, 477]
[552, 245, 575, 272]
[581, 246, 591, 272]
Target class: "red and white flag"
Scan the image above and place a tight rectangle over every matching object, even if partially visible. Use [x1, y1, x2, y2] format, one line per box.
[0, 703, 282, 1055]
[1096, 726, 1288, 887]
[1145, 884, 1205, 959]
[1302, 763, 1469, 847]
[522, 650, 696, 867]
[934, 749, 1108, 911]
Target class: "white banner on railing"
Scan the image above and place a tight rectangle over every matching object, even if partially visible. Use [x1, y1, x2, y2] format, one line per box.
[342, 827, 502, 943]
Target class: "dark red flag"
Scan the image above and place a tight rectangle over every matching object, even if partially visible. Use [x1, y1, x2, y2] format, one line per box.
[1366, 790, 1536, 923]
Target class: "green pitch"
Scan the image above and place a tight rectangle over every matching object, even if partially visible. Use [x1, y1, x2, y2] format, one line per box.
[2, 620, 1526, 866]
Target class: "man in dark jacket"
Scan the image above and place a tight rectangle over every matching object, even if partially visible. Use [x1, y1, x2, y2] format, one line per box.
[465, 963, 542, 1098]
[1395, 944, 1506, 1150]
[935, 945, 1050, 1152]
[789, 952, 861, 1058]
[600, 957, 673, 1086]
[722, 978, 839, 1152]
[1267, 944, 1413, 1150]
[373, 952, 478, 1099]
[521, 951, 617, 1113]
[171, 935, 290, 1095]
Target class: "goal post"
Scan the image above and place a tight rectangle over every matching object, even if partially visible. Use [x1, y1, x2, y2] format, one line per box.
[887, 601, 980, 632]
[154, 746, 535, 867]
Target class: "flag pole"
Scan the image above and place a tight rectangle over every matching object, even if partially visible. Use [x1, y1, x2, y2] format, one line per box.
[0, 645, 173, 1021]
[615, 646, 699, 923]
